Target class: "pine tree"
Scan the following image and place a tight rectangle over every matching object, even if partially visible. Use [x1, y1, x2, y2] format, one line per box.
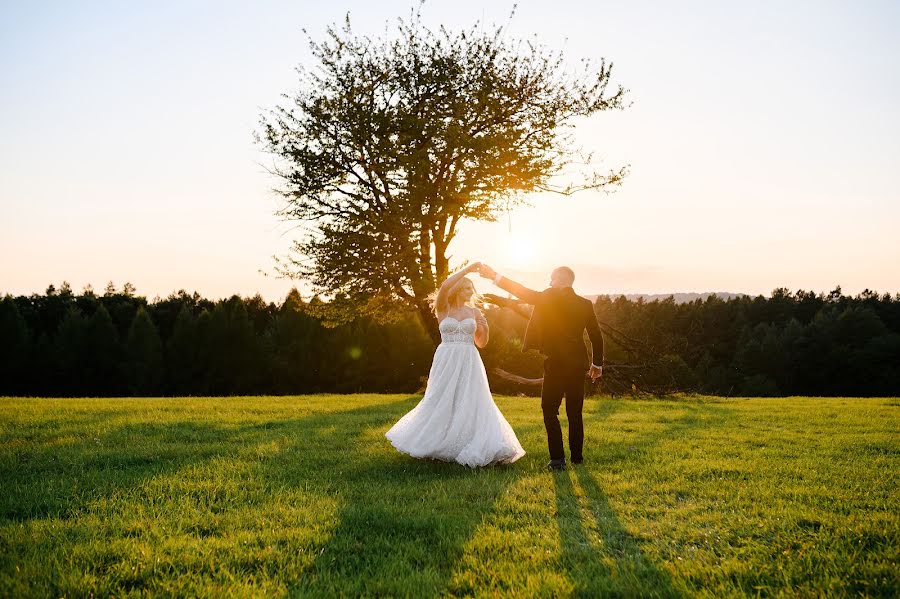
[193, 308, 213, 395]
[271, 290, 320, 393]
[84, 304, 122, 395]
[207, 297, 258, 394]
[166, 305, 198, 395]
[0, 296, 31, 395]
[125, 307, 163, 395]
[55, 307, 88, 395]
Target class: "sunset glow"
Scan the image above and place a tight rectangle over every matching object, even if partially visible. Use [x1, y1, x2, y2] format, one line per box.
[503, 236, 538, 269]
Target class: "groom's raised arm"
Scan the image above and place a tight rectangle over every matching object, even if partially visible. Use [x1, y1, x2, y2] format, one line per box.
[480, 265, 543, 305]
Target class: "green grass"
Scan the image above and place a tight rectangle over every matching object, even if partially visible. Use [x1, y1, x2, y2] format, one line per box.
[0, 395, 897, 598]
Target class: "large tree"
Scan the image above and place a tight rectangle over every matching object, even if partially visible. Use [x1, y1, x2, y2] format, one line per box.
[258, 8, 628, 343]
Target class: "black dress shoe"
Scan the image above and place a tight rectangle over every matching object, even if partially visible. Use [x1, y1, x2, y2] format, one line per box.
[547, 458, 566, 471]
[571, 457, 583, 465]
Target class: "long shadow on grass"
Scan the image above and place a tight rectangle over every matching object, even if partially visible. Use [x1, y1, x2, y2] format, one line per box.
[246, 397, 540, 597]
[552, 401, 732, 597]
[0, 400, 403, 522]
[554, 472, 681, 597]
[0, 397, 430, 597]
[0, 419, 248, 521]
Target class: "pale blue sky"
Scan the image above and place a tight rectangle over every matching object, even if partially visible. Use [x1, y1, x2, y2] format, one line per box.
[2, 1, 898, 301]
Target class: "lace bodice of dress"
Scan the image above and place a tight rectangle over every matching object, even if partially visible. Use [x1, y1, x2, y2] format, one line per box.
[439, 317, 477, 344]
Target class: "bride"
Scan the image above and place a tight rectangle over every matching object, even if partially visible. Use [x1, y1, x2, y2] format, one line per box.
[385, 262, 526, 467]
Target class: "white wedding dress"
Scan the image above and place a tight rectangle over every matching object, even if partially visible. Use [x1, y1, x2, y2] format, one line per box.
[385, 316, 526, 468]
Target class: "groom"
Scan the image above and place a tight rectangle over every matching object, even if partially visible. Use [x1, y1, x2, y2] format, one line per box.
[479, 264, 604, 470]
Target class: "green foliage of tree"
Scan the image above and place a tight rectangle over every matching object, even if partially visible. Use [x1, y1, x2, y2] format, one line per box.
[6, 282, 900, 397]
[193, 308, 213, 396]
[54, 307, 89, 395]
[84, 304, 123, 395]
[593, 287, 900, 397]
[100, 291, 142, 342]
[125, 307, 163, 395]
[206, 297, 261, 395]
[166, 305, 200, 394]
[269, 290, 325, 392]
[258, 10, 627, 343]
[0, 296, 31, 395]
[151, 290, 211, 342]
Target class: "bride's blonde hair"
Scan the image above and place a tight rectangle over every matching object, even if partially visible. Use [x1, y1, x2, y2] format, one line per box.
[430, 276, 481, 316]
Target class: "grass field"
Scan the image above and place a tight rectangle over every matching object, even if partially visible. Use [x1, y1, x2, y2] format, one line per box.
[0, 394, 897, 597]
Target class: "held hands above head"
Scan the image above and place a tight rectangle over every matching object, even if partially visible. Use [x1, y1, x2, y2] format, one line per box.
[478, 263, 498, 280]
[459, 260, 496, 281]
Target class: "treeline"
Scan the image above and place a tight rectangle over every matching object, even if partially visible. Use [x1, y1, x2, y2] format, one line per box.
[0, 283, 434, 397]
[1, 283, 898, 397]
[593, 287, 900, 397]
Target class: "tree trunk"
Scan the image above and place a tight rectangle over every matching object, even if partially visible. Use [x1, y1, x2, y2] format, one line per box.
[434, 239, 448, 282]
[415, 299, 441, 347]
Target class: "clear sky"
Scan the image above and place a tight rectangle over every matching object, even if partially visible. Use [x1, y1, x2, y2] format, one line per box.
[2, 1, 898, 301]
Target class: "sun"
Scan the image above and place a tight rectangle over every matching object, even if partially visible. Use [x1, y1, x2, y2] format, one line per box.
[504, 236, 537, 268]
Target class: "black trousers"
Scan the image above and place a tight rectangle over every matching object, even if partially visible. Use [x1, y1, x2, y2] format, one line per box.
[541, 359, 585, 461]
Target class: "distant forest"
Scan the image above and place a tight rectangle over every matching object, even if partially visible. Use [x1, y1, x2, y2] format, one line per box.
[1, 283, 898, 397]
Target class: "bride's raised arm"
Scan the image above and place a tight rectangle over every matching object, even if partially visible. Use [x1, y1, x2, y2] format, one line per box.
[434, 262, 480, 317]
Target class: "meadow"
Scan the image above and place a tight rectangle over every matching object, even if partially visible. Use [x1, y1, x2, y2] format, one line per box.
[0, 394, 897, 597]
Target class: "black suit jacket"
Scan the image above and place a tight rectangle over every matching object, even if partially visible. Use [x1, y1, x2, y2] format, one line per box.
[497, 280, 604, 371]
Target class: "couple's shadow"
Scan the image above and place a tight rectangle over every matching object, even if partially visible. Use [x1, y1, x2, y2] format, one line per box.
[250, 397, 529, 596]
[2, 396, 689, 597]
[261, 397, 688, 597]
[553, 468, 680, 597]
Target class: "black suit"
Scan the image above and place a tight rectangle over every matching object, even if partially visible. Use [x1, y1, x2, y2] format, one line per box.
[497, 280, 604, 462]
